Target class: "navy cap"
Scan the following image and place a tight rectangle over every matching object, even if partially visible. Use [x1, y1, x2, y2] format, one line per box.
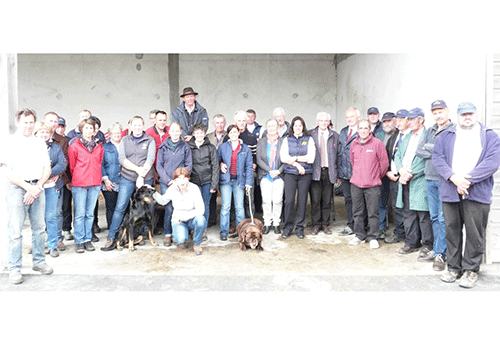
[382, 112, 395, 121]
[408, 108, 424, 119]
[457, 102, 477, 115]
[395, 109, 409, 118]
[431, 100, 447, 110]
[58, 117, 66, 126]
[367, 107, 380, 114]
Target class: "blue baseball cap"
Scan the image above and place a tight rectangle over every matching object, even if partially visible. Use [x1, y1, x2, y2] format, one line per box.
[367, 107, 379, 114]
[395, 109, 409, 118]
[408, 108, 424, 119]
[431, 100, 447, 110]
[457, 102, 477, 115]
[381, 112, 395, 121]
[58, 117, 66, 126]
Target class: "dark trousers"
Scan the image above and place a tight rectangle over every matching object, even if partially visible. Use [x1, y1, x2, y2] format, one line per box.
[339, 178, 354, 230]
[402, 184, 433, 250]
[442, 199, 490, 273]
[389, 179, 405, 239]
[283, 173, 312, 235]
[62, 184, 73, 231]
[208, 191, 218, 226]
[310, 168, 334, 226]
[102, 190, 119, 229]
[379, 176, 390, 232]
[351, 184, 380, 241]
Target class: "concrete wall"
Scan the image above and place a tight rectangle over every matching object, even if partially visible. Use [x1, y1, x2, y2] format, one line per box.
[336, 54, 487, 127]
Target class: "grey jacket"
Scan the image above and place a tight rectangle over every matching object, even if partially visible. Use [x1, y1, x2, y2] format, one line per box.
[415, 122, 454, 181]
[118, 132, 156, 182]
[256, 135, 285, 181]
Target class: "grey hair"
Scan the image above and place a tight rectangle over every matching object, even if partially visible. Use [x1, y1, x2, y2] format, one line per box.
[316, 112, 331, 121]
[108, 122, 123, 134]
[273, 107, 286, 117]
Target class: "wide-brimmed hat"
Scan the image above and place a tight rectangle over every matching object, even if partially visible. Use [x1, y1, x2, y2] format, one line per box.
[180, 87, 198, 98]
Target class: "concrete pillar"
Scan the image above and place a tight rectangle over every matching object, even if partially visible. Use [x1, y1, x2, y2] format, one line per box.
[168, 54, 179, 116]
[0, 53, 18, 270]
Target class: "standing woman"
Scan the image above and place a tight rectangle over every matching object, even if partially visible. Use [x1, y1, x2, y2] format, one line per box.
[256, 118, 285, 235]
[101, 116, 156, 251]
[280, 116, 316, 239]
[68, 118, 104, 253]
[156, 122, 192, 247]
[35, 122, 67, 257]
[101, 122, 123, 230]
[217, 124, 253, 241]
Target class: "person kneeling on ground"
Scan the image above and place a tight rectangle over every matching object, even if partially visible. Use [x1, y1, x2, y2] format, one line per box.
[152, 167, 206, 255]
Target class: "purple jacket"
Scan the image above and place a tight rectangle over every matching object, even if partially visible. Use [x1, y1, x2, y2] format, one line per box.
[432, 123, 500, 204]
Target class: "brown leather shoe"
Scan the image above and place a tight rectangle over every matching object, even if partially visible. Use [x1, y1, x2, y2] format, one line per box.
[310, 225, 320, 235]
[398, 245, 418, 254]
[163, 236, 172, 247]
[229, 226, 236, 234]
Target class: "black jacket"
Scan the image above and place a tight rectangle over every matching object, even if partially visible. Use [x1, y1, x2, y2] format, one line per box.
[187, 137, 220, 190]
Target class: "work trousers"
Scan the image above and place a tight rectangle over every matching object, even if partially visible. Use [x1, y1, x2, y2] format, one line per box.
[389, 179, 405, 239]
[310, 168, 334, 227]
[442, 199, 490, 273]
[402, 184, 433, 250]
[339, 178, 354, 230]
[351, 184, 380, 241]
[282, 173, 312, 236]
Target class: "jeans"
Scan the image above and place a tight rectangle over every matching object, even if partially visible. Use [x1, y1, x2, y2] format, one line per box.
[7, 183, 46, 271]
[160, 182, 173, 236]
[220, 180, 245, 236]
[172, 215, 207, 245]
[107, 177, 153, 240]
[72, 186, 101, 244]
[426, 179, 446, 257]
[197, 183, 212, 223]
[56, 186, 64, 241]
[44, 186, 61, 250]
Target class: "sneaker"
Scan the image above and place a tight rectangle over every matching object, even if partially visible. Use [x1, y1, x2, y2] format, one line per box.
[163, 236, 172, 247]
[49, 249, 59, 258]
[32, 262, 53, 275]
[83, 241, 95, 251]
[9, 270, 24, 284]
[369, 239, 380, 249]
[459, 270, 478, 289]
[418, 247, 432, 258]
[348, 236, 365, 245]
[57, 241, 66, 251]
[63, 230, 74, 241]
[441, 269, 461, 283]
[433, 254, 446, 271]
[75, 243, 85, 253]
[338, 226, 354, 236]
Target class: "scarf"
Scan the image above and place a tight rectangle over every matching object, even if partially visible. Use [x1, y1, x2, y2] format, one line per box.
[267, 133, 279, 170]
[167, 137, 181, 151]
[78, 134, 97, 153]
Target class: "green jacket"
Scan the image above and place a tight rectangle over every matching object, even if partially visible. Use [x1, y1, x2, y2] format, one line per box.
[394, 128, 429, 211]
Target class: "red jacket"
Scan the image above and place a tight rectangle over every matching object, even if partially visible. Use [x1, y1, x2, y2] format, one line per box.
[68, 137, 104, 187]
[349, 134, 389, 188]
[145, 125, 169, 165]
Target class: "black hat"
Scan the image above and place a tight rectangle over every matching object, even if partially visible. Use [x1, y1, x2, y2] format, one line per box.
[180, 87, 198, 98]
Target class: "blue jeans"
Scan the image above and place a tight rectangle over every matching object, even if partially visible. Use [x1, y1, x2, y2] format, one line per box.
[56, 186, 64, 241]
[44, 186, 61, 250]
[426, 179, 446, 257]
[198, 183, 212, 223]
[160, 182, 173, 236]
[72, 186, 101, 244]
[220, 180, 245, 236]
[7, 184, 47, 271]
[107, 177, 153, 240]
[172, 215, 207, 245]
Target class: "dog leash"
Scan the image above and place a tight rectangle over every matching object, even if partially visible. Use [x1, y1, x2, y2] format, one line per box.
[246, 187, 255, 225]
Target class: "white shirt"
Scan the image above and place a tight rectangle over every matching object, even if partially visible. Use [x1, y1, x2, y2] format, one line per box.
[3, 132, 50, 181]
[453, 124, 482, 176]
[318, 129, 329, 167]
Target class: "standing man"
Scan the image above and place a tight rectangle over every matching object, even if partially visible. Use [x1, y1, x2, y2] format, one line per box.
[246, 109, 262, 139]
[206, 114, 226, 227]
[395, 108, 433, 258]
[55, 117, 67, 136]
[1, 109, 53, 284]
[172, 87, 209, 142]
[308, 112, 340, 235]
[415, 100, 454, 271]
[260, 107, 290, 138]
[337, 107, 360, 236]
[67, 109, 92, 141]
[367, 107, 383, 136]
[348, 119, 389, 249]
[145, 110, 170, 166]
[433, 102, 500, 288]
[149, 109, 159, 127]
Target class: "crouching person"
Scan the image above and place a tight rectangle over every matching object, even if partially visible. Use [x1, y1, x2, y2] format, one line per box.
[153, 167, 206, 255]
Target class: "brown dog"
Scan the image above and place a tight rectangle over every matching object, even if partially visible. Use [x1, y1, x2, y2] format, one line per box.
[235, 218, 264, 251]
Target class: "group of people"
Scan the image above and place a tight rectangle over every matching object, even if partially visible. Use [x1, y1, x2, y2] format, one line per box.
[2, 85, 499, 289]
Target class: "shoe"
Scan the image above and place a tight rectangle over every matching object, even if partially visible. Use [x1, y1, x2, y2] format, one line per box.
[418, 249, 434, 262]
[93, 223, 101, 233]
[398, 245, 418, 254]
[202, 231, 208, 242]
[348, 237, 365, 245]
[459, 270, 478, 288]
[9, 270, 24, 284]
[63, 230, 74, 241]
[229, 226, 236, 234]
[296, 230, 305, 239]
[433, 254, 446, 271]
[281, 230, 290, 239]
[177, 243, 187, 249]
[273, 225, 281, 234]
[323, 226, 332, 235]
[384, 235, 404, 244]
[75, 243, 85, 253]
[418, 247, 432, 257]
[310, 225, 320, 235]
[57, 241, 66, 251]
[441, 269, 461, 283]
[378, 231, 386, 240]
[220, 234, 228, 241]
[91, 233, 99, 242]
[32, 262, 53, 275]
[49, 249, 59, 258]
[193, 244, 202, 255]
[369, 239, 380, 249]
[338, 226, 353, 236]
[83, 241, 95, 251]
[163, 236, 172, 247]
[101, 238, 116, 251]
[263, 226, 270, 235]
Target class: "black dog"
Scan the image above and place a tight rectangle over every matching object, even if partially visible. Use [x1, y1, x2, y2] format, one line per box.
[115, 185, 158, 251]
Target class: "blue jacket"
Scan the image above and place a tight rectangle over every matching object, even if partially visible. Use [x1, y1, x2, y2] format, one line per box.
[338, 125, 359, 180]
[217, 140, 253, 188]
[101, 142, 121, 191]
[48, 142, 67, 191]
[157, 139, 192, 186]
[432, 123, 500, 204]
[171, 101, 209, 137]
